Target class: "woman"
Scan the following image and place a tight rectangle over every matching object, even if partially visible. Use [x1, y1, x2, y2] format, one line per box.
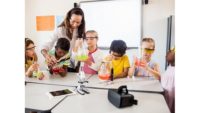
[41, 7, 85, 71]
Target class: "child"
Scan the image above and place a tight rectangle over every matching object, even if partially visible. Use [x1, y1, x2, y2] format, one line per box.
[47, 38, 70, 77]
[161, 48, 175, 113]
[72, 30, 104, 75]
[105, 40, 130, 79]
[25, 38, 39, 77]
[128, 37, 160, 80]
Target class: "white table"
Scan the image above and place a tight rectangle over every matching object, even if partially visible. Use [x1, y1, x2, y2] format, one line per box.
[25, 71, 163, 93]
[25, 71, 93, 87]
[86, 75, 164, 93]
[52, 88, 170, 113]
[25, 83, 77, 112]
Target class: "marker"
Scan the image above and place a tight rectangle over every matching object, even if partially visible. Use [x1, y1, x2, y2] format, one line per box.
[110, 68, 113, 81]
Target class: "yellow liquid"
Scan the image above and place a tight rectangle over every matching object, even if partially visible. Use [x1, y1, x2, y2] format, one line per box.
[76, 55, 88, 61]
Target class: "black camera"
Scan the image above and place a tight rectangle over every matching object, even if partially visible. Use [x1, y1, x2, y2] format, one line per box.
[108, 85, 138, 108]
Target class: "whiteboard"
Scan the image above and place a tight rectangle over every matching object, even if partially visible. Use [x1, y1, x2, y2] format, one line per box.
[80, 0, 142, 48]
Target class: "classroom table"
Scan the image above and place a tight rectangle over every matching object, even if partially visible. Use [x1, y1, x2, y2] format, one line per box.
[25, 83, 77, 113]
[51, 88, 170, 113]
[86, 75, 164, 93]
[25, 70, 90, 87]
[25, 71, 163, 93]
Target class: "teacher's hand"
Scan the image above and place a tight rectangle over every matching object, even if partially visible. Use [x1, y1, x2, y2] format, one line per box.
[73, 38, 83, 52]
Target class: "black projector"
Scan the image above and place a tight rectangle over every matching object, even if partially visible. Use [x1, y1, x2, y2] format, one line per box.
[108, 85, 138, 108]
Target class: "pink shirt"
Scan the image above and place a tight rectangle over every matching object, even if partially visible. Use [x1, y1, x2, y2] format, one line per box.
[83, 49, 98, 75]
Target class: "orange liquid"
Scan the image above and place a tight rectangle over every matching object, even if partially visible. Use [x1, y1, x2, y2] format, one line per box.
[98, 74, 110, 80]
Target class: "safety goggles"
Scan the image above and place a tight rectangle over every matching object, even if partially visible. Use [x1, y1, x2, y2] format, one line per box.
[26, 46, 36, 51]
[141, 48, 155, 54]
[111, 52, 123, 58]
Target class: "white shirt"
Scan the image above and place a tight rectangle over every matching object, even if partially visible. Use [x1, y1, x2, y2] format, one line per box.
[42, 27, 78, 68]
[161, 65, 175, 111]
[42, 27, 78, 52]
[71, 48, 104, 71]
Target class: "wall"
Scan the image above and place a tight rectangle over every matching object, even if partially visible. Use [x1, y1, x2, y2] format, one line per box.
[25, 0, 76, 69]
[25, 0, 174, 72]
[142, 0, 174, 72]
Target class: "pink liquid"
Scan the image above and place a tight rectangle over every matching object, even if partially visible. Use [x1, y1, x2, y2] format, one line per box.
[135, 59, 146, 67]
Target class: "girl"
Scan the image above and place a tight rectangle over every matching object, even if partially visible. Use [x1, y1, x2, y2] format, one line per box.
[128, 37, 160, 80]
[25, 38, 38, 77]
[72, 30, 104, 75]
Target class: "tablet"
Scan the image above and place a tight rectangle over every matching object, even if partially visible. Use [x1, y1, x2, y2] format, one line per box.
[46, 89, 76, 99]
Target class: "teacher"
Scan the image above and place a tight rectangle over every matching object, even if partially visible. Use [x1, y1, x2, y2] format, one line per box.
[41, 7, 85, 71]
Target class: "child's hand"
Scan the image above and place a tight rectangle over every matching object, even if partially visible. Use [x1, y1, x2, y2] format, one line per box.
[135, 58, 147, 68]
[84, 58, 92, 66]
[28, 63, 39, 72]
[26, 63, 39, 77]
[140, 60, 149, 71]
[37, 71, 45, 80]
[132, 55, 137, 66]
[46, 55, 57, 67]
[104, 55, 113, 62]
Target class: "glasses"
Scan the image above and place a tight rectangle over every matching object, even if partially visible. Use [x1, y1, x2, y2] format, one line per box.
[26, 46, 36, 51]
[142, 48, 155, 54]
[85, 37, 98, 39]
[85, 36, 97, 38]
[111, 52, 122, 58]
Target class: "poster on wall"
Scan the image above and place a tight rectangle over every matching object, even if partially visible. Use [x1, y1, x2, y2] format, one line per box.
[36, 16, 55, 31]
[55, 15, 64, 28]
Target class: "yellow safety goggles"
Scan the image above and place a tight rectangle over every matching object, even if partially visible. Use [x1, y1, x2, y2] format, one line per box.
[141, 48, 155, 54]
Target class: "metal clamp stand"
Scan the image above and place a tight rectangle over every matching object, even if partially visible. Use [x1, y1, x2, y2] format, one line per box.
[76, 67, 90, 95]
[77, 80, 89, 95]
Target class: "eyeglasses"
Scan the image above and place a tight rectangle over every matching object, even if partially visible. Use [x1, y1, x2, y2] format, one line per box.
[142, 48, 155, 54]
[26, 46, 36, 51]
[85, 37, 98, 39]
[111, 52, 122, 58]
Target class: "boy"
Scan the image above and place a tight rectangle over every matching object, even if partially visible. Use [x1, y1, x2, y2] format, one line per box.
[128, 37, 160, 80]
[105, 40, 130, 79]
[47, 38, 70, 77]
[161, 48, 175, 113]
